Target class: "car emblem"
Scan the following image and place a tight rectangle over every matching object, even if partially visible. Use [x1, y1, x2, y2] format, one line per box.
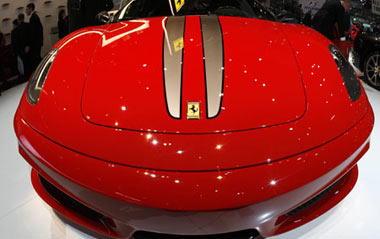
[175, 0, 185, 12]
[187, 102, 200, 119]
[173, 37, 184, 52]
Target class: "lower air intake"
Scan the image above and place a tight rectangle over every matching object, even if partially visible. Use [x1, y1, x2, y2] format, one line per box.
[286, 178, 341, 217]
[133, 229, 261, 239]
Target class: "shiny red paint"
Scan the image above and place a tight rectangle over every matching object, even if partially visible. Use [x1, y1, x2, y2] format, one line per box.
[81, 17, 306, 133]
[25, 140, 363, 238]
[14, 16, 375, 238]
[17, 113, 370, 237]
[14, 106, 373, 211]
[16, 18, 370, 171]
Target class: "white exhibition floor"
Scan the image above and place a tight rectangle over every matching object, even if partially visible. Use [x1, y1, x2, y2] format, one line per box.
[0, 83, 380, 239]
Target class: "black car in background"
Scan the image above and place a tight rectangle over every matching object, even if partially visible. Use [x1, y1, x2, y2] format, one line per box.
[351, 8, 380, 90]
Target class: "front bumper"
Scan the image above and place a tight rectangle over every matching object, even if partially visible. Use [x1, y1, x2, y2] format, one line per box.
[14, 108, 374, 238]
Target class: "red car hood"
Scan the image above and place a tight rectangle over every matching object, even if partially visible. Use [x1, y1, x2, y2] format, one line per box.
[81, 16, 306, 133]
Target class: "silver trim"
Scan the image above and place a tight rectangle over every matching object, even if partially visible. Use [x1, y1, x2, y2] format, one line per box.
[200, 16, 224, 118]
[163, 16, 185, 119]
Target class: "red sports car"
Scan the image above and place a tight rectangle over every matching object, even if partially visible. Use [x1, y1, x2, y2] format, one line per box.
[14, 0, 374, 238]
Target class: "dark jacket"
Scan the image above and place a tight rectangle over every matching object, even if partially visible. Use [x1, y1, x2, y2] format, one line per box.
[67, 0, 81, 33]
[29, 12, 44, 48]
[58, 16, 69, 39]
[312, 0, 347, 40]
[80, 0, 114, 27]
[303, 11, 312, 27]
[11, 22, 30, 58]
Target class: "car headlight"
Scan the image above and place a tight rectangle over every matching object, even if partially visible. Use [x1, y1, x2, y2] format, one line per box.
[27, 48, 58, 105]
[329, 45, 361, 102]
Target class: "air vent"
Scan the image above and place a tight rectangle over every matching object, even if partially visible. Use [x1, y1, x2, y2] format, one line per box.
[286, 179, 340, 217]
[133, 229, 261, 239]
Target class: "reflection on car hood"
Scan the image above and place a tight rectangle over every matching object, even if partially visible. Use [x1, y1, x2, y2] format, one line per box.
[81, 16, 306, 133]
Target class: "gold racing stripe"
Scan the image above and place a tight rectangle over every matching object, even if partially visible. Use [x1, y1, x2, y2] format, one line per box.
[163, 16, 185, 119]
[200, 16, 224, 119]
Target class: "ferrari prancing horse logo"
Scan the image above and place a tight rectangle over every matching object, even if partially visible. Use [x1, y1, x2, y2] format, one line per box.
[173, 37, 184, 52]
[175, 0, 185, 12]
[187, 102, 200, 119]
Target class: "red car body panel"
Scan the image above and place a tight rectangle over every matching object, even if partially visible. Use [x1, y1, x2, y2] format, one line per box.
[15, 110, 370, 237]
[14, 15, 374, 238]
[14, 106, 373, 211]
[26, 145, 362, 238]
[82, 17, 306, 133]
[17, 18, 369, 171]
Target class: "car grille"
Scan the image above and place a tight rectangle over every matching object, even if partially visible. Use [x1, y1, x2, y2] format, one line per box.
[38, 175, 107, 226]
[39, 175, 261, 239]
[285, 179, 341, 217]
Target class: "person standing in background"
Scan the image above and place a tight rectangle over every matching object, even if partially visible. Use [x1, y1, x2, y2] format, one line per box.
[312, 0, 351, 41]
[25, 3, 43, 76]
[284, 0, 304, 23]
[0, 32, 12, 92]
[11, 20, 19, 55]
[58, 9, 69, 39]
[67, 0, 81, 33]
[11, 19, 19, 78]
[0, 32, 6, 92]
[11, 14, 30, 82]
[80, 0, 114, 27]
[303, 10, 312, 27]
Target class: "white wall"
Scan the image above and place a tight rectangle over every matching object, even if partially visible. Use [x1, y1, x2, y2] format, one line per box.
[0, 0, 67, 56]
[299, 0, 324, 16]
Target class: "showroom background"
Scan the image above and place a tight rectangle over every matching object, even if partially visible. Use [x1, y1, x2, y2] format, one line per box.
[0, 0, 67, 55]
[0, 0, 123, 56]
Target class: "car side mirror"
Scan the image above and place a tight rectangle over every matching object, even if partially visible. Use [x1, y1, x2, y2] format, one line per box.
[95, 11, 110, 25]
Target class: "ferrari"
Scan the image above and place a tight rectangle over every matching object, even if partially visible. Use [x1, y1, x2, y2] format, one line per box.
[14, 0, 374, 238]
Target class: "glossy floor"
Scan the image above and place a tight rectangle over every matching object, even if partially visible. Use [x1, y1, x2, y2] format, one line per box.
[0, 83, 379, 239]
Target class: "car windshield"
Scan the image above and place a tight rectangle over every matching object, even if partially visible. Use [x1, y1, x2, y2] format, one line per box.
[113, 0, 275, 22]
